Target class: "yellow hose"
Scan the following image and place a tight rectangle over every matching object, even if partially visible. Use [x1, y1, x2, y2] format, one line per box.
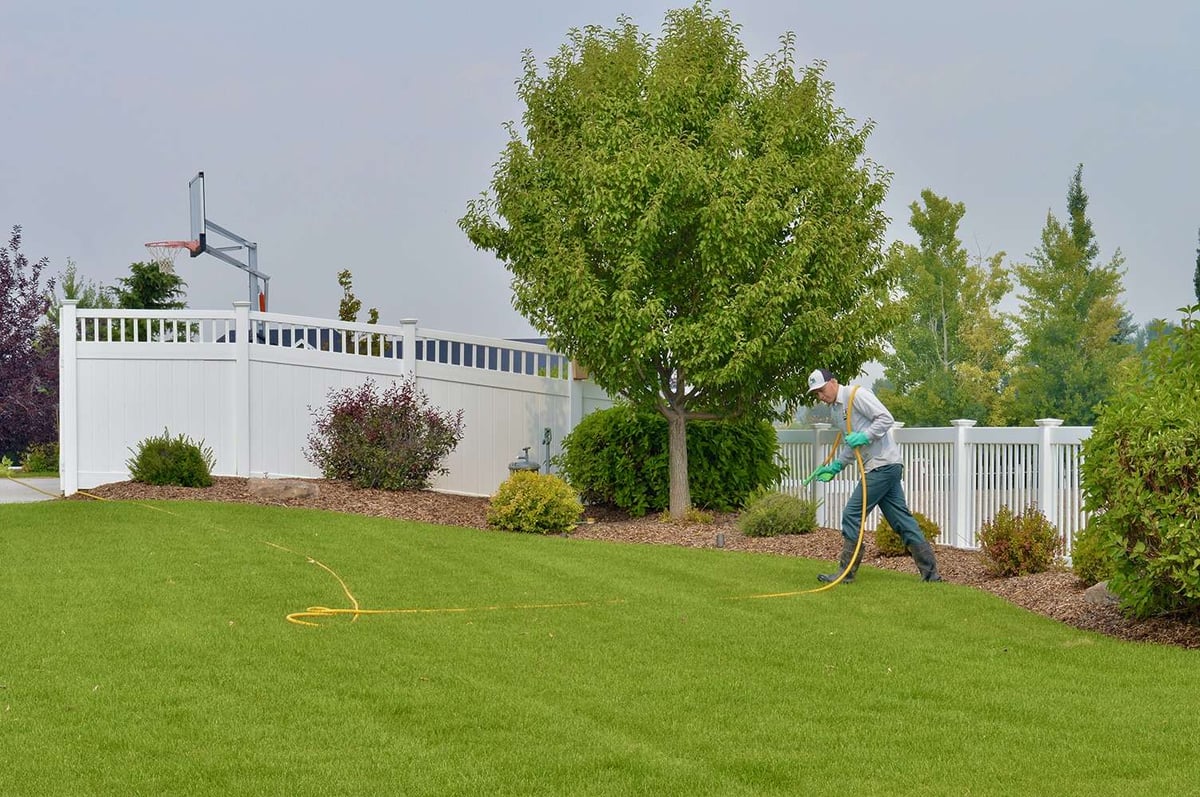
[740, 386, 867, 598]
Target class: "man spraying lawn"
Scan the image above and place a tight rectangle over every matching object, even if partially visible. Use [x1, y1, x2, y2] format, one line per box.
[805, 369, 942, 584]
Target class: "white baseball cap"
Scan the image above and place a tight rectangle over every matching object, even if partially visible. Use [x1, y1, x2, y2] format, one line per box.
[807, 368, 834, 392]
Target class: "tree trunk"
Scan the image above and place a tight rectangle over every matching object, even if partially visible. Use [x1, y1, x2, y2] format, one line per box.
[667, 409, 690, 518]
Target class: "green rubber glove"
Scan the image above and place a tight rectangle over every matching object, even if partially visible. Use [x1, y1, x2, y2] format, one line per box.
[845, 431, 870, 448]
[803, 461, 844, 485]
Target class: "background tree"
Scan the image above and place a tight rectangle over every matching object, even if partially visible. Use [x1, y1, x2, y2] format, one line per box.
[1002, 165, 1131, 425]
[110, 259, 188, 342]
[876, 190, 1013, 425]
[0, 226, 58, 458]
[336, 269, 378, 324]
[46, 258, 116, 327]
[1131, 318, 1178, 352]
[335, 268, 381, 354]
[460, 3, 897, 515]
[113, 260, 187, 310]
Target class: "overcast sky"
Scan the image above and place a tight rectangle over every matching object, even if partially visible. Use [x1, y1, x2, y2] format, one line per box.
[4, 1, 1197, 366]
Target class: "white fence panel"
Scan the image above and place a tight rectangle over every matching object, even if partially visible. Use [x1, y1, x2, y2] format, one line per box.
[60, 302, 592, 498]
[777, 420, 1091, 552]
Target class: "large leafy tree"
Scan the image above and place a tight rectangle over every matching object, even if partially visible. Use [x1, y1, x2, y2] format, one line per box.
[0, 226, 58, 457]
[461, 3, 897, 515]
[1003, 165, 1131, 425]
[877, 190, 1013, 425]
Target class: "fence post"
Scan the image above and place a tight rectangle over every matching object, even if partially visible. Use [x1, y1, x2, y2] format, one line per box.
[400, 319, 418, 378]
[59, 300, 79, 496]
[233, 302, 251, 477]
[950, 419, 977, 548]
[811, 422, 833, 526]
[1036, 418, 1063, 530]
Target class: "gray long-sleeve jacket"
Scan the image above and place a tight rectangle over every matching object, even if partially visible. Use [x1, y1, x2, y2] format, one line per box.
[833, 385, 902, 472]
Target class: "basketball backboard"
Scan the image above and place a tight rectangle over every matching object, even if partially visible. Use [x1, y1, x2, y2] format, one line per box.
[188, 171, 207, 257]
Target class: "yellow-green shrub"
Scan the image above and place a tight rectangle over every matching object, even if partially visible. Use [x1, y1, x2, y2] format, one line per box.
[488, 471, 582, 535]
[874, 512, 940, 556]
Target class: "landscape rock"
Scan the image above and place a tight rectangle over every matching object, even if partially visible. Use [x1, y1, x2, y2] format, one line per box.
[1084, 580, 1120, 606]
[247, 478, 320, 501]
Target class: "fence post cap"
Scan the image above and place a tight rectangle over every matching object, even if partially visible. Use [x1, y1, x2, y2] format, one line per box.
[1035, 418, 1064, 427]
[950, 419, 977, 427]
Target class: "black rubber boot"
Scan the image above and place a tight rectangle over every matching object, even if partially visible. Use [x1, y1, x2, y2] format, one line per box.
[908, 540, 943, 582]
[817, 537, 863, 584]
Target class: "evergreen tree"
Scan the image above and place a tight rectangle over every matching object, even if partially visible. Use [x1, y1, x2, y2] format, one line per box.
[113, 260, 187, 310]
[1003, 165, 1131, 425]
[1194, 227, 1199, 304]
[877, 190, 1012, 425]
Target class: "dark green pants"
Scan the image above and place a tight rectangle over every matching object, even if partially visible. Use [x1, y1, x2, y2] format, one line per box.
[840, 463, 922, 546]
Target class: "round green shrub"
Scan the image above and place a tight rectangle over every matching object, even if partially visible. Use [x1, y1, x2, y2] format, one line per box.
[736, 491, 818, 537]
[126, 429, 215, 487]
[1081, 307, 1200, 618]
[488, 471, 583, 535]
[874, 511, 940, 556]
[977, 504, 1061, 577]
[554, 405, 784, 516]
[1071, 521, 1116, 587]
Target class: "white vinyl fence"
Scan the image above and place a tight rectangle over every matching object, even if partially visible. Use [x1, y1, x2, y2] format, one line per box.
[58, 301, 612, 497]
[776, 420, 1091, 553]
[60, 300, 1091, 551]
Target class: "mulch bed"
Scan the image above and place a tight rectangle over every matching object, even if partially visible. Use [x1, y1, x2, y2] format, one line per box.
[72, 476, 1200, 649]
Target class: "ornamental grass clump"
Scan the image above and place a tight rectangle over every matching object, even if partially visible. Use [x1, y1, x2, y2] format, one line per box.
[127, 429, 215, 487]
[736, 490, 818, 537]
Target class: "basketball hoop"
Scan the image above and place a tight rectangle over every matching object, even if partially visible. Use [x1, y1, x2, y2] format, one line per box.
[144, 240, 199, 275]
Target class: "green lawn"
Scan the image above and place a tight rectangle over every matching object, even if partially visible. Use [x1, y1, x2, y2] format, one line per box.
[2, 500, 1197, 796]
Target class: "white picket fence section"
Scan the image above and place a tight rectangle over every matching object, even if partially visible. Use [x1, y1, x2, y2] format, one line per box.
[776, 420, 1092, 553]
[58, 301, 612, 497]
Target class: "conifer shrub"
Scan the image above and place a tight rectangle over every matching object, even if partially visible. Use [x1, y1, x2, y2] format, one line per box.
[488, 471, 583, 535]
[737, 490, 818, 537]
[874, 511, 940, 556]
[305, 378, 465, 490]
[127, 429, 215, 487]
[1081, 306, 1200, 618]
[977, 504, 1061, 577]
[554, 405, 784, 516]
